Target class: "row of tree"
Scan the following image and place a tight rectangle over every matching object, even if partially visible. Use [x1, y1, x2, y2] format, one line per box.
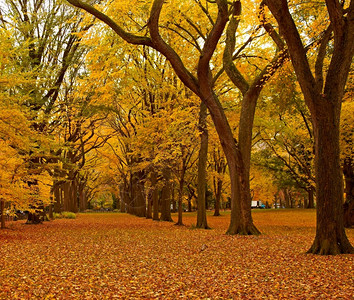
[0, 0, 353, 254]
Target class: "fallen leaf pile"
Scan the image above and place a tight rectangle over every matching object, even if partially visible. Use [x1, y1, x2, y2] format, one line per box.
[0, 210, 353, 299]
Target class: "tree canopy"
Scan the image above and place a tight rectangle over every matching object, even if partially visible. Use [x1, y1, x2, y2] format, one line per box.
[0, 0, 353, 254]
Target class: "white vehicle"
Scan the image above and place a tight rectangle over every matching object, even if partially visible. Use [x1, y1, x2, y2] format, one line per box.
[251, 200, 266, 209]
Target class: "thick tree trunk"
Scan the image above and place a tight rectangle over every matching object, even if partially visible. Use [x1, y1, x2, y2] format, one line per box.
[197, 90, 259, 234]
[0, 200, 5, 229]
[53, 181, 62, 213]
[196, 102, 209, 229]
[78, 181, 87, 211]
[265, 0, 353, 255]
[307, 106, 353, 254]
[61, 178, 77, 213]
[134, 178, 146, 217]
[225, 91, 260, 235]
[343, 157, 353, 227]
[62, 182, 70, 211]
[119, 184, 126, 213]
[120, 199, 126, 213]
[69, 179, 78, 213]
[160, 168, 173, 222]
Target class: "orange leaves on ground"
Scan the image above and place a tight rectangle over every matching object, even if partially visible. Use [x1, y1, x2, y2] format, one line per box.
[1, 211, 353, 299]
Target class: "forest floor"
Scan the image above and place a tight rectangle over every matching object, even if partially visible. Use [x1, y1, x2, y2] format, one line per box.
[0, 210, 353, 299]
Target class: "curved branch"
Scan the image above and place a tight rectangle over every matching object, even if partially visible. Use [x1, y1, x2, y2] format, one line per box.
[223, 0, 249, 95]
[66, 0, 153, 46]
[198, 0, 229, 93]
[315, 25, 333, 91]
[148, 0, 200, 95]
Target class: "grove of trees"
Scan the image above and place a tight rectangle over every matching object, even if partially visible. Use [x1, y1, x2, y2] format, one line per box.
[0, 0, 353, 255]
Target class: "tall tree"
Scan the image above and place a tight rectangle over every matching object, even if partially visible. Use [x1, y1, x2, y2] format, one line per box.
[264, 0, 354, 254]
[222, 1, 288, 234]
[65, 0, 261, 234]
[0, 27, 52, 227]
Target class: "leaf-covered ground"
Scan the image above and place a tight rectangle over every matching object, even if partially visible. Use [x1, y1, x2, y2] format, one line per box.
[1, 210, 353, 299]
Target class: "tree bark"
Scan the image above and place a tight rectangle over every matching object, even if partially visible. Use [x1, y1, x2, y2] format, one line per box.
[119, 184, 126, 213]
[160, 167, 173, 222]
[146, 188, 152, 219]
[265, 0, 354, 254]
[53, 182, 62, 213]
[176, 157, 186, 226]
[196, 102, 209, 229]
[307, 187, 315, 209]
[308, 104, 353, 254]
[343, 157, 353, 227]
[150, 171, 160, 221]
[176, 176, 184, 226]
[48, 204, 54, 220]
[284, 189, 291, 208]
[0, 200, 5, 229]
[214, 177, 222, 216]
[132, 173, 146, 217]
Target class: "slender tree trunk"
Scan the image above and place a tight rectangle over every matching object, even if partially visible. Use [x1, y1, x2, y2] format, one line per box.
[214, 178, 222, 216]
[151, 171, 159, 221]
[53, 182, 62, 213]
[187, 198, 192, 212]
[171, 184, 176, 213]
[1, 200, 5, 229]
[119, 184, 126, 213]
[303, 193, 308, 209]
[160, 167, 173, 222]
[284, 189, 291, 208]
[307, 105, 353, 254]
[70, 179, 78, 213]
[196, 102, 209, 229]
[48, 204, 54, 220]
[307, 187, 315, 209]
[146, 188, 152, 219]
[134, 176, 146, 217]
[176, 166, 186, 226]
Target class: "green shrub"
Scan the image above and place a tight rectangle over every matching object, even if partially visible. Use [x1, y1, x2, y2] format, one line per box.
[53, 212, 62, 219]
[62, 211, 76, 219]
[53, 212, 76, 219]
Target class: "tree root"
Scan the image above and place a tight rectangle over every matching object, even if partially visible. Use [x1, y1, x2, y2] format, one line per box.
[226, 223, 261, 235]
[307, 238, 354, 255]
